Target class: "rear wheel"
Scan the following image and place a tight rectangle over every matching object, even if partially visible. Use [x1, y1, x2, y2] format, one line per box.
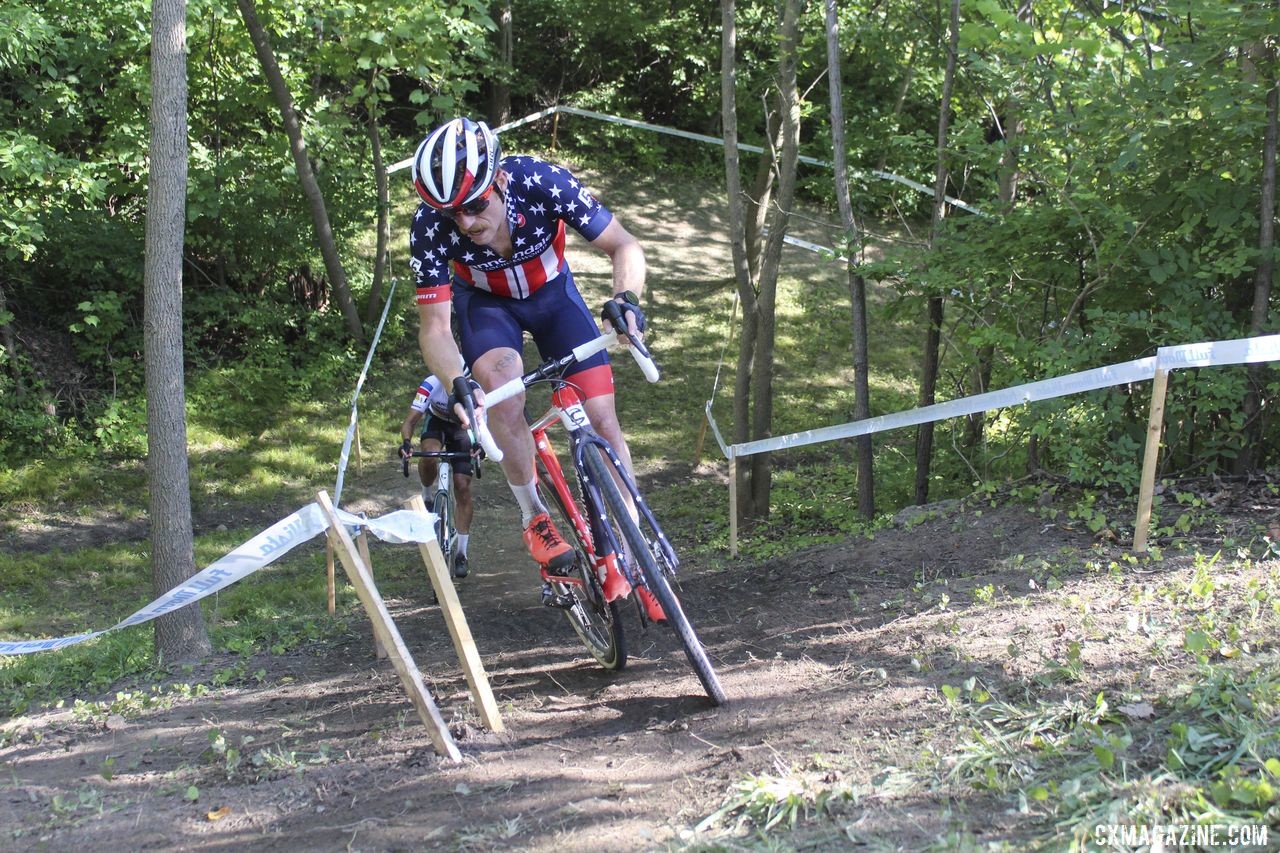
[537, 465, 626, 671]
[581, 444, 726, 706]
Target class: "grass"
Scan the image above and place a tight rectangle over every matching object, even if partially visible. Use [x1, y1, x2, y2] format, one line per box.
[688, 547, 1280, 850]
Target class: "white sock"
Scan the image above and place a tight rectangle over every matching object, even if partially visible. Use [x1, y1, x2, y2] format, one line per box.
[508, 478, 548, 526]
[456, 533, 469, 556]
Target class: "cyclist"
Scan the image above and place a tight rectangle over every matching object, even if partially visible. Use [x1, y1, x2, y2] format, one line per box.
[408, 116, 652, 600]
[399, 373, 476, 578]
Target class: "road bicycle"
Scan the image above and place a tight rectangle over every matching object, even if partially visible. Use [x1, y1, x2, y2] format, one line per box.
[473, 325, 727, 707]
[402, 443, 482, 581]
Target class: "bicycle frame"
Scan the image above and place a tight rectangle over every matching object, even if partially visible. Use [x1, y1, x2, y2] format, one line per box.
[530, 384, 678, 594]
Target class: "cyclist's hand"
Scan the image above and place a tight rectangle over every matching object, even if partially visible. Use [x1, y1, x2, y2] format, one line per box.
[399, 438, 414, 461]
[602, 294, 646, 342]
[447, 377, 484, 429]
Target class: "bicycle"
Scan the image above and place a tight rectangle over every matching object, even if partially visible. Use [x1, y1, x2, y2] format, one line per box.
[472, 323, 727, 707]
[402, 442, 483, 581]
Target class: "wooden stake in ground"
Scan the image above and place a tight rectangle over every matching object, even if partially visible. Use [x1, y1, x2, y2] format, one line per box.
[326, 539, 336, 615]
[355, 528, 386, 660]
[404, 494, 505, 733]
[1133, 368, 1170, 552]
[315, 490, 461, 761]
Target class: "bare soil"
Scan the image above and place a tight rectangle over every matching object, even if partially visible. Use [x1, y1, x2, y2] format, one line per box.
[6, 458, 1278, 851]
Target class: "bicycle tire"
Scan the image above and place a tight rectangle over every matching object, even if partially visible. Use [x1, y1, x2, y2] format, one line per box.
[581, 444, 726, 706]
[433, 483, 455, 570]
[537, 464, 626, 671]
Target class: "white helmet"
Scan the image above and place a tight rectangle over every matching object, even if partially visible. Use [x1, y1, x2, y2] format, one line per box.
[411, 117, 501, 210]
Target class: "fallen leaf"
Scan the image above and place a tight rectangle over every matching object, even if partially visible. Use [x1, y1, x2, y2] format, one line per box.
[1118, 701, 1155, 720]
[207, 806, 232, 821]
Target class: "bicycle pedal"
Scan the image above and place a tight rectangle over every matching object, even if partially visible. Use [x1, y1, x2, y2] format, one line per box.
[540, 582, 574, 609]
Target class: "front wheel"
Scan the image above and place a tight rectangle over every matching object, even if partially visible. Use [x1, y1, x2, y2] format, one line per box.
[537, 465, 626, 671]
[581, 444, 726, 706]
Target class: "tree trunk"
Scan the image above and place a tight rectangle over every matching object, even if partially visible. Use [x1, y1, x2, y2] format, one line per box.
[0, 282, 21, 396]
[365, 91, 390, 326]
[721, 0, 761, 521]
[236, 0, 365, 345]
[913, 0, 960, 506]
[824, 0, 874, 519]
[745, 99, 782, 283]
[1238, 62, 1278, 472]
[147, 0, 211, 663]
[488, 2, 513, 126]
[748, 0, 804, 519]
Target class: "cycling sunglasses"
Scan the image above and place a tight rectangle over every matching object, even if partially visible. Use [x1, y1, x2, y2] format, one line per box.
[440, 184, 496, 220]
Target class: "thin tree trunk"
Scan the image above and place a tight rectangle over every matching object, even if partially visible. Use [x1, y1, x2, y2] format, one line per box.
[1239, 66, 1278, 472]
[722, 0, 761, 521]
[0, 282, 21, 396]
[824, 0, 874, 519]
[749, 0, 804, 518]
[365, 90, 390, 326]
[746, 99, 782, 283]
[148, 0, 211, 662]
[488, 1, 513, 126]
[914, 0, 959, 505]
[236, 0, 365, 345]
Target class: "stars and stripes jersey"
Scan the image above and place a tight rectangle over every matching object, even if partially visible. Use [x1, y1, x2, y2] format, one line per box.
[409, 155, 613, 304]
[410, 376, 456, 422]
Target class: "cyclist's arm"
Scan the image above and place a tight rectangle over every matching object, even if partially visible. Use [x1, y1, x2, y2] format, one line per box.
[590, 218, 646, 307]
[401, 409, 424, 443]
[417, 300, 483, 426]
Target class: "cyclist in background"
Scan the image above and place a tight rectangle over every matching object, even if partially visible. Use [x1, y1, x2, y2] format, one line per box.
[408, 116, 648, 585]
[399, 374, 475, 578]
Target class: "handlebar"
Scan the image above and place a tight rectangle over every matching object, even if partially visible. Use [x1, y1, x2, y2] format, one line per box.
[484, 330, 659, 409]
[453, 376, 503, 464]
[400, 447, 483, 478]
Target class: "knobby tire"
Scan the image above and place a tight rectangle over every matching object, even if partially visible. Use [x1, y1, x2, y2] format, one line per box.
[581, 444, 726, 706]
[537, 466, 626, 671]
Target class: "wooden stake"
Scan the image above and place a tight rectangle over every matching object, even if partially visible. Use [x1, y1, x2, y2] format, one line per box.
[315, 490, 462, 761]
[404, 495, 505, 734]
[728, 452, 739, 558]
[355, 528, 386, 660]
[1133, 368, 1170, 552]
[326, 539, 336, 615]
[692, 410, 709, 465]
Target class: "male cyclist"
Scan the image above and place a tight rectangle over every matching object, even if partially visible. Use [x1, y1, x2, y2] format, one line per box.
[399, 373, 475, 578]
[408, 116, 650, 599]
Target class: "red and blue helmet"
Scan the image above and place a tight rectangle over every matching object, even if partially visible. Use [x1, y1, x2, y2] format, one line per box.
[411, 117, 501, 210]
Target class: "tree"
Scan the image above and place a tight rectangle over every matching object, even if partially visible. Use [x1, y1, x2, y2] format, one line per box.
[824, 0, 874, 520]
[147, 0, 211, 662]
[913, 0, 958, 506]
[236, 0, 366, 346]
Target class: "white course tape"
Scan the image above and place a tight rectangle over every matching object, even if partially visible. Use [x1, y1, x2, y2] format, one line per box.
[334, 279, 398, 507]
[385, 105, 985, 215]
[730, 356, 1159, 458]
[705, 401, 732, 459]
[1157, 334, 1280, 370]
[0, 504, 437, 657]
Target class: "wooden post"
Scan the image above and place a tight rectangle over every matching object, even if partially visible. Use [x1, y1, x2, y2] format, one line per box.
[550, 109, 560, 152]
[356, 528, 386, 660]
[404, 495, 505, 733]
[315, 490, 462, 761]
[692, 410, 710, 465]
[326, 539, 336, 615]
[728, 452, 739, 558]
[1133, 368, 1170, 552]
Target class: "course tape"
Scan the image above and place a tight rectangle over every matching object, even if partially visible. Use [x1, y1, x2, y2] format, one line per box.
[724, 333, 1280, 459]
[334, 279, 398, 507]
[385, 105, 984, 214]
[0, 504, 437, 657]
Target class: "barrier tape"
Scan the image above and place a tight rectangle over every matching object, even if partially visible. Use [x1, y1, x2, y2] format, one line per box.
[334, 279, 398, 507]
[0, 505, 437, 657]
[384, 105, 985, 215]
[720, 334, 1280, 459]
